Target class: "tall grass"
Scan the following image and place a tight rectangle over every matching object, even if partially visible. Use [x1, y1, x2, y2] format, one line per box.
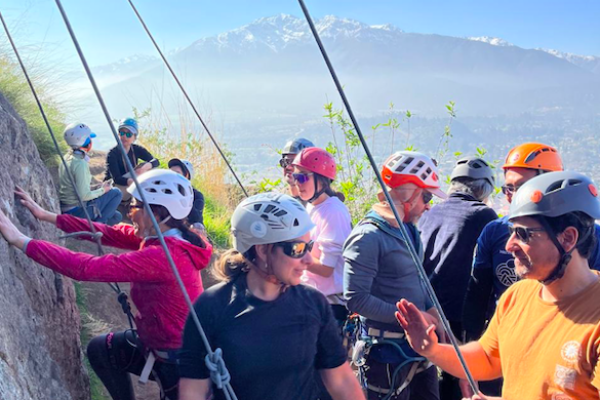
[134, 107, 239, 248]
[0, 55, 67, 167]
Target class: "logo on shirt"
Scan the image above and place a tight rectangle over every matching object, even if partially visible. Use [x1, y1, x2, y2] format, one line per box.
[560, 341, 582, 364]
[495, 260, 518, 287]
[554, 364, 577, 390]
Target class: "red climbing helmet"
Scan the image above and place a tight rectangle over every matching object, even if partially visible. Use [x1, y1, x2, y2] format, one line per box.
[292, 147, 337, 181]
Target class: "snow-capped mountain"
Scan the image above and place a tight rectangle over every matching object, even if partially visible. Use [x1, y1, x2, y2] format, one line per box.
[539, 48, 600, 74]
[467, 36, 514, 47]
[90, 14, 599, 125]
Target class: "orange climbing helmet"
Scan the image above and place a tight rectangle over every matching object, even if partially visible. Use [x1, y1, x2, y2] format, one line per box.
[502, 142, 563, 172]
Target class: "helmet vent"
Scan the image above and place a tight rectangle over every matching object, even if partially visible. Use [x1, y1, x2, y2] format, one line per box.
[146, 188, 157, 193]
[274, 210, 287, 217]
[265, 205, 276, 213]
[254, 204, 261, 211]
[163, 189, 173, 195]
[177, 185, 186, 196]
[293, 218, 300, 227]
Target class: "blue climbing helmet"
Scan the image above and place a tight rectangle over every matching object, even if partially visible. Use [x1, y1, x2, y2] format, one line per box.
[118, 118, 139, 135]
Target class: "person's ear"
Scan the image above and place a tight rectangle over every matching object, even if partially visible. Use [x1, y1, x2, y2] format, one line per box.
[559, 226, 579, 253]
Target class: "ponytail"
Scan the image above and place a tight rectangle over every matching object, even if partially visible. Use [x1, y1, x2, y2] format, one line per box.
[150, 204, 207, 248]
[212, 248, 256, 282]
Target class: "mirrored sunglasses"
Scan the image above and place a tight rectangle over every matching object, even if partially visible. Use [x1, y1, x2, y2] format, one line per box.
[292, 172, 314, 184]
[273, 240, 314, 259]
[119, 130, 134, 138]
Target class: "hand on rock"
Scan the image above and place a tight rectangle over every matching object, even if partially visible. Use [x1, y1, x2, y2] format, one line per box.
[15, 186, 56, 223]
[0, 206, 29, 250]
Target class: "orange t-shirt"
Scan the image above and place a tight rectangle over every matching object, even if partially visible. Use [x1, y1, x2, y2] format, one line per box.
[479, 274, 600, 400]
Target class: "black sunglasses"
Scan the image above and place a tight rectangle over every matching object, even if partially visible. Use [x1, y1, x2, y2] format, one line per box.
[129, 202, 144, 212]
[279, 157, 294, 168]
[273, 240, 314, 259]
[508, 225, 545, 244]
[501, 185, 520, 195]
[422, 191, 433, 204]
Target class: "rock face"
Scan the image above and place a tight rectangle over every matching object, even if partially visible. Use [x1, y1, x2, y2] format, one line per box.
[0, 92, 90, 400]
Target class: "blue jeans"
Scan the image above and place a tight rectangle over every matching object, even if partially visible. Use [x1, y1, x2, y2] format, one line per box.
[66, 188, 122, 225]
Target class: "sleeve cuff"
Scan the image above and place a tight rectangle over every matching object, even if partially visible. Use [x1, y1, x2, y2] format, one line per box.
[21, 238, 32, 253]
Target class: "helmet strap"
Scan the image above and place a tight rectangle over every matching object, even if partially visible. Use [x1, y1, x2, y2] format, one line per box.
[308, 176, 329, 203]
[538, 217, 590, 285]
[401, 188, 422, 222]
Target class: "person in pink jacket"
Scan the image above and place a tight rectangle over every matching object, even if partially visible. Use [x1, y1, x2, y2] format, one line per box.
[0, 170, 212, 400]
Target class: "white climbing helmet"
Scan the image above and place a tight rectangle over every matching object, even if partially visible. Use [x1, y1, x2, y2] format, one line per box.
[127, 169, 194, 220]
[231, 192, 315, 254]
[63, 122, 96, 149]
[168, 158, 195, 180]
[381, 151, 447, 199]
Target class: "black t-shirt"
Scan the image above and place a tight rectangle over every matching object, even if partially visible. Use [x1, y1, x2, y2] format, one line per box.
[178, 274, 347, 400]
[104, 144, 155, 186]
[188, 188, 205, 225]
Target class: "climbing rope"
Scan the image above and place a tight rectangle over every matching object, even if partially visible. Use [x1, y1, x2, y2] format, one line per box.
[53, 1, 237, 398]
[0, 9, 136, 331]
[297, 0, 479, 393]
[126, 0, 248, 198]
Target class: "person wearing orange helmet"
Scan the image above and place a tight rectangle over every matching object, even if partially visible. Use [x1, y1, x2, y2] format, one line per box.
[343, 151, 447, 400]
[461, 142, 600, 397]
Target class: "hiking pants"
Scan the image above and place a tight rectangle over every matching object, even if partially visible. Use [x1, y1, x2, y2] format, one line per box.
[87, 330, 179, 400]
[67, 188, 122, 225]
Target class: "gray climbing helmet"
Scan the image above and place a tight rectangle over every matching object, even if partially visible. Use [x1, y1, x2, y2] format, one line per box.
[450, 156, 494, 186]
[282, 138, 314, 156]
[509, 171, 600, 221]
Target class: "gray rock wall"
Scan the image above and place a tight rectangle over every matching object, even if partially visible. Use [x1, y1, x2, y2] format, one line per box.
[0, 92, 89, 400]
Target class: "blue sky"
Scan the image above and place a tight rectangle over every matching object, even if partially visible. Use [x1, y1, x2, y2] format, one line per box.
[1, 0, 599, 67]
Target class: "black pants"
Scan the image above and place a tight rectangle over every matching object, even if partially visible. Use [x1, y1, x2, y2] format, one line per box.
[86, 330, 179, 400]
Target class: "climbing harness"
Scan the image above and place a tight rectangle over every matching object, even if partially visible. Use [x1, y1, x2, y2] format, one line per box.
[0, 10, 136, 331]
[297, 0, 478, 393]
[52, 1, 237, 398]
[125, 0, 248, 198]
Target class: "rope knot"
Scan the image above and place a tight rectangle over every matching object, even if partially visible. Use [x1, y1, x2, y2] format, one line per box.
[204, 348, 231, 389]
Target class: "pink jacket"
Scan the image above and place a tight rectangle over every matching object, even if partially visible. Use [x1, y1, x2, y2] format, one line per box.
[26, 214, 212, 350]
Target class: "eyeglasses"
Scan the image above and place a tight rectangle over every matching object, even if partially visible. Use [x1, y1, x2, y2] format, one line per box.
[292, 172, 314, 184]
[273, 240, 314, 258]
[422, 191, 433, 204]
[119, 130, 134, 138]
[279, 157, 294, 168]
[508, 225, 546, 244]
[501, 185, 521, 196]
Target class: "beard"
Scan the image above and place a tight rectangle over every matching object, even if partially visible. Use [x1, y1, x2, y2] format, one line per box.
[514, 253, 534, 279]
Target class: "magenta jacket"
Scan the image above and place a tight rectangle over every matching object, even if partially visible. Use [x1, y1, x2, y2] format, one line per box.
[26, 214, 212, 350]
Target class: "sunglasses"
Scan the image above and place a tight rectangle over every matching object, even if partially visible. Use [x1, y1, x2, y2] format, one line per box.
[129, 202, 144, 212]
[501, 185, 520, 196]
[119, 130, 134, 138]
[273, 240, 314, 259]
[292, 172, 314, 184]
[422, 191, 433, 204]
[508, 225, 545, 244]
[279, 157, 294, 168]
